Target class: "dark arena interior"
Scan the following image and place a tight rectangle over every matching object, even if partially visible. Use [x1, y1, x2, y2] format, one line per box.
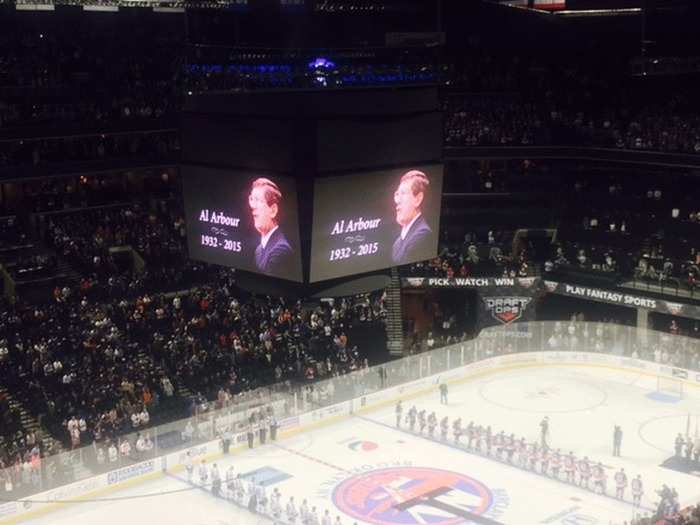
[2, 1, 700, 524]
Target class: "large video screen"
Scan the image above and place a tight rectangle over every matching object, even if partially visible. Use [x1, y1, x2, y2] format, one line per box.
[310, 165, 443, 282]
[182, 166, 303, 282]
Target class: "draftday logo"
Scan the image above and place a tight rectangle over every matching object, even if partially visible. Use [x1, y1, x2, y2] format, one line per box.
[348, 440, 379, 452]
[483, 296, 532, 325]
[332, 466, 508, 525]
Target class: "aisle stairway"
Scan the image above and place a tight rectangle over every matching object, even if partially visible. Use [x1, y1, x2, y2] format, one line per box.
[0, 386, 60, 458]
[53, 257, 82, 287]
[385, 266, 404, 357]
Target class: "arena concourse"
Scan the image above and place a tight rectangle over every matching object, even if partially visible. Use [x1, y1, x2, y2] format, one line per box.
[2, 1, 700, 525]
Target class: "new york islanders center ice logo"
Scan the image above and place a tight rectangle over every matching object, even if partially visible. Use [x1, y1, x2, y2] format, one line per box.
[332, 467, 497, 525]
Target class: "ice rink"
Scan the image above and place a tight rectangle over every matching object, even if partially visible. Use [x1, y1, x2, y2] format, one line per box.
[13, 363, 700, 525]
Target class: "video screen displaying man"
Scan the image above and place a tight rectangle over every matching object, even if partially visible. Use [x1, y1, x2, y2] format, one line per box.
[392, 170, 433, 265]
[249, 178, 293, 276]
[310, 164, 443, 282]
[182, 166, 303, 282]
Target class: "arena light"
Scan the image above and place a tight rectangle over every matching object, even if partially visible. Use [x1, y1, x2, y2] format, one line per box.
[308, 57, 336, 70]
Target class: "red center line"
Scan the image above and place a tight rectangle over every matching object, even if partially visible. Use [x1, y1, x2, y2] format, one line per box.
[272, 442, 350, 474]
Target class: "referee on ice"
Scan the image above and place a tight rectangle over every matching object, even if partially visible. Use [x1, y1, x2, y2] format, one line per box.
[440, 382, 448, 405]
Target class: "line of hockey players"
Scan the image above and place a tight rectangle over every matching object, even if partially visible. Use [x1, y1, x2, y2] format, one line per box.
[674, 432, 700, 466]
[182, 451, 359, 525]
[395, 401, 645, 507]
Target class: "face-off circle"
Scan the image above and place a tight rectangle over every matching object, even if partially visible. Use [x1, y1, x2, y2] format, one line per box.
[332, 466, 494, 525]
[347, 440, 379, 452]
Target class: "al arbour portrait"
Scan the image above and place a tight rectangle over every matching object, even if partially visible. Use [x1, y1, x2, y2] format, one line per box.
[248, 177, 294, 276]
[391, 169, 433, 265]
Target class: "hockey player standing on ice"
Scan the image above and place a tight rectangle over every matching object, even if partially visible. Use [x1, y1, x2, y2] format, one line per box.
[631, 474, 644, 507]
[506, 433, 516, 463]
[407, 406, 417, 431]
[453, 418, 463, 444]
[222, 426, 233, 455]
[614, 468, 628, 500]
[418, 409, 427, 434]
[440, 382, 448, 405]
[540, 446, 550, 475]
[440, 416, 449, 441]
[511, 436, 522, 466]
[309, 506, 320, 525]
[270, 413, 278, 441]
[578, 456, 591, 489]
[247, 422, 255, 449]
[528, 442, 539, 471]
[550, 449, 562, 479]
[271, 488, 282, 519]
[675, 433, 684, 457]
[322, 509, 333, 525]
[395, 401, 403, 428]
[428, 412, 437, 438]
[286, 496, 298, 524]
[255, 481, 267, 514]
[466, 421, 475, 449]
[540, 416, 550, 449]
[613, 425, 623, 457]
[516, 437, 527, 467]
[494, 431, 505, 460]
[259, 416, 267, 445]
[247, 486, 258, 514]
[564, 452, 576, 483]
[593, 462, 606, 495]
[211, 463, 221, 497]
[185, 450, 193, 482]
[232, 475, 243, 503]
[300, 498, 310, 524]
[198, 460, 208, 486]
[226, 466, 235, 496]
[475, 425, 485, 453]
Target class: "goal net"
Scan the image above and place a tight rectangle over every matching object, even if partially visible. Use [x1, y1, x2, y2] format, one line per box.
[657, 376, 684, 399]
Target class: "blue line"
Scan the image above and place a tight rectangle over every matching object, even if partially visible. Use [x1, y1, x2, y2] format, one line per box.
[164, 471, 220, 497]
[355, 413, 656, 513]
[164, 471, 242, 506]
[164, 472, 297, 525]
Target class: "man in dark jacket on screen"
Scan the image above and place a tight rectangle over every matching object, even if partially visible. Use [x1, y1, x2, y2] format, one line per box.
[249, 177, 294, 275]
[391, 170, 433, 264]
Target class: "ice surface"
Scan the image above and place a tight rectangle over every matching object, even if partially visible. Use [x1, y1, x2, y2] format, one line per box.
[15, 364, 700, 525]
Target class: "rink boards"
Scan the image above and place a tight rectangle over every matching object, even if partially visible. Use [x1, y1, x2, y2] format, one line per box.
[2, 349, 699, 524]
